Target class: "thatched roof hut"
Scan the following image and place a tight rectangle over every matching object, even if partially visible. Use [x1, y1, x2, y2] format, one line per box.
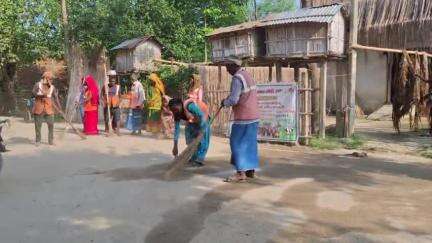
[302, 0, 432, 51]
[358, 0, 432, 51]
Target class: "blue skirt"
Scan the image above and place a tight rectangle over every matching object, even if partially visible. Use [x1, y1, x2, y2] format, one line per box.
[230, 122, 259, 171]
[126, 109, 142, 131]
[185, 121, 211, 163]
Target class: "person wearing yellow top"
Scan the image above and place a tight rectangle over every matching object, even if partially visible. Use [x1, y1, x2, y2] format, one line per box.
[146, 73, 165, 135]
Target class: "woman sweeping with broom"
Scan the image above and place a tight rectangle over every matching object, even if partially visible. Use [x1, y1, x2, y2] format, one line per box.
[168, 92, 210, 167]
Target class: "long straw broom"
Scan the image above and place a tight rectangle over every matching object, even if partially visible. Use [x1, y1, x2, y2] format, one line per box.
[164, 106, 222, 179]
[53, 91, 87, 140]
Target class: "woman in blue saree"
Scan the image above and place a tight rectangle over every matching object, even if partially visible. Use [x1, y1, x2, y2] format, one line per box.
[168, 98, 210, 167]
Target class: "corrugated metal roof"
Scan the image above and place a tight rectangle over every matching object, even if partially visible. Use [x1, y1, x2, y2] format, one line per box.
[111, 36, 164, 51]
[207, 4, 343, 37]
[207, 21, 260, 37]
[260, 4, 343, 26]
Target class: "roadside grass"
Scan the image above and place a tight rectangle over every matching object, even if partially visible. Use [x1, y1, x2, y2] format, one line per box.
[310, 134, 366, 150]
[419, 146, 432, 159]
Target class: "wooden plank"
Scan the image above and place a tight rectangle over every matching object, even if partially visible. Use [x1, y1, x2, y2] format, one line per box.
[319, 61, 327, 139]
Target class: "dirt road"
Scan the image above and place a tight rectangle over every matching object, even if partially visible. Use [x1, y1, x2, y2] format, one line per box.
[0, 119, 431, 243]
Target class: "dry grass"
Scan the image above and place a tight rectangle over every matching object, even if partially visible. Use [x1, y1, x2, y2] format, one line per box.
[358, 0, 432, 50]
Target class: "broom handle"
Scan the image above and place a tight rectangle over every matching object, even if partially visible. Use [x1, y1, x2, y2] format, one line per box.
[209, 106, 223, 126]
[53, 92, 87, 140]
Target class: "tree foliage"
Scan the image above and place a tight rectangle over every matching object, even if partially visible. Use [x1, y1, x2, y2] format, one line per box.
[67, 0, 249, 62]
[0, 0, 62, 66]
[0, 0, 249, 113]
[248, 0, 297, 19]
[0, 0, 249, 66]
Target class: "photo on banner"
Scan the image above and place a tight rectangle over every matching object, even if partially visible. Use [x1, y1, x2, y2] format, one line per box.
[257, 83, 299, 142]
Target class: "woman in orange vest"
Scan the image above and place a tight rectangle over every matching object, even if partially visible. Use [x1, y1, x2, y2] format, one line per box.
[83, 75, 100, 135]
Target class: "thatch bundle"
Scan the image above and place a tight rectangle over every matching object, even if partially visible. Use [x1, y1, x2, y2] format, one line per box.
[358, 0, 432, 50]
[390, 52, 430, 132]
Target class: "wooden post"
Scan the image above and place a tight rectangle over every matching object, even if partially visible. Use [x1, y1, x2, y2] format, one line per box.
[346, 0, 358, 137]
[319, 61, 327, 139]
[297, 66, 303, 143]
[300, 70, 310, 145]
[294, 66, 300, 82]
[335, 61, 347, 137]
[305, 70, 311, 142]
[309, 63, 320, 134]
[276, 62, 282, 82]
[217, 65, 222, 133]
[268, 65, 273, 82]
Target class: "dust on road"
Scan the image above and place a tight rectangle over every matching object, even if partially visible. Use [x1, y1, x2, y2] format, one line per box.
[0, 119, 431, 243]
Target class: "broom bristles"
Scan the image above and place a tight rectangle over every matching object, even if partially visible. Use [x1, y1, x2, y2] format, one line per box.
[163, 106, 222, 179]
[164, 132, 204, 179]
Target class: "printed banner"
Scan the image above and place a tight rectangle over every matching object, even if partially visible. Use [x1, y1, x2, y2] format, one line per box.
[257, 83, 298, 142]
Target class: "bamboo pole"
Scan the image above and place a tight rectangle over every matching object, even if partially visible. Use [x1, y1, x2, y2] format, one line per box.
[153, 58, 188, 66]
[102, 56, 112, 135]
[352, 44, 432, 57]
[153, 58, 212, 67]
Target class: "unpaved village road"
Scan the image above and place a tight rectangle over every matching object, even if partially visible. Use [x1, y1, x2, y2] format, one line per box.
[0, 119, 431, 243]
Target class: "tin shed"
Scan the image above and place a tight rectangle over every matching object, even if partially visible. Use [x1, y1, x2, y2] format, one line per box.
[260, 4, 346, 58]
[111, 36, 164, 73]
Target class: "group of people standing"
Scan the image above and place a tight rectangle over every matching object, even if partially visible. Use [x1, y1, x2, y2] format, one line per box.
[31, 57, 260, 182]
[75, 71, 167, 137]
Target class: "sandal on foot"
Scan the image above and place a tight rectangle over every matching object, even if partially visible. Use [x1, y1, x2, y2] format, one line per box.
[223, 174, 247, 183]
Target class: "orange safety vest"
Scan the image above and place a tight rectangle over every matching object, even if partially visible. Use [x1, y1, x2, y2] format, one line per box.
[84, 91, 98, 111]
[183, 98, 209, 124]
[33, 82, 55, 115]
[105, 85, 120, 107]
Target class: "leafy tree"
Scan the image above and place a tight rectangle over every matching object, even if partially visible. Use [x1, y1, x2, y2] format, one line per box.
[66, 0, 249, 62]
[0, 0, 62, 113]
[0, 0, 250, 113]
[248, 0, 297, 19]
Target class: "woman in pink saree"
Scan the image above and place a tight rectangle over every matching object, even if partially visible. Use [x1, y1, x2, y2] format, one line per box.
[83, 75, 99, 135]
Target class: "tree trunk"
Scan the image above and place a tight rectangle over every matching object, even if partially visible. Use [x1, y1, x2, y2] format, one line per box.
[1, 63, 18, 114]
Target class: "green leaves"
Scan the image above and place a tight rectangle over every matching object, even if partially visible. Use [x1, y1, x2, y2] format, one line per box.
[0, 0, 62, 66]
[259, 0, 296, 16]
[0, 0, 249, 67]
[66, 0, 248, 62]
